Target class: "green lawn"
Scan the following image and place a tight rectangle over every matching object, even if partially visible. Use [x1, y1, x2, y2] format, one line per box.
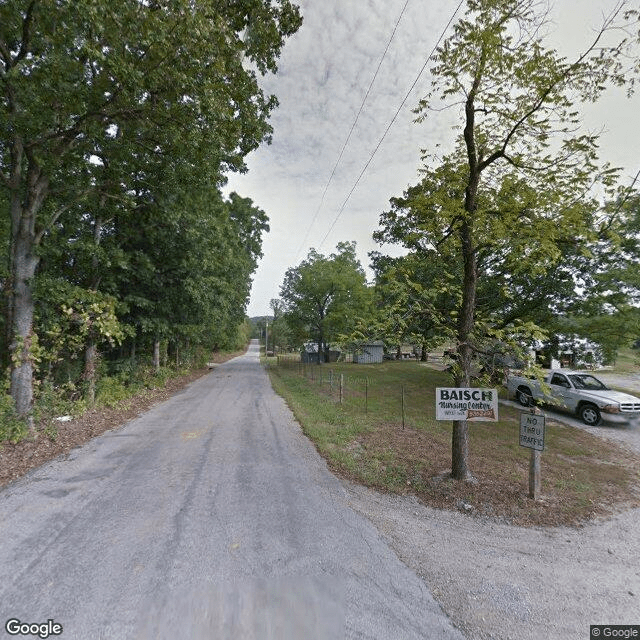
[267, 358, 640, 527]
[606, 346, 640, 374]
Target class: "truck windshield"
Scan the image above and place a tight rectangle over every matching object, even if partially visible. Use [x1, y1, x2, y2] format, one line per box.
[568, 374, 608, 391]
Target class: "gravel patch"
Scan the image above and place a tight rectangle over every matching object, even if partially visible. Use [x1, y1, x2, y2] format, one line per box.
[595, 372, 640, 393]
[346, 358, 640, 638]
[342, 477, 640, 640]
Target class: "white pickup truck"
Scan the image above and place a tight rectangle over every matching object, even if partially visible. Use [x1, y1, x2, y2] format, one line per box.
[505, 369, 640, 426]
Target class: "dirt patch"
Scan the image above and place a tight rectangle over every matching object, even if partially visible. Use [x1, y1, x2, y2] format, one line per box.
[341, 420, 640, 528]
[0, 350, 243, 490]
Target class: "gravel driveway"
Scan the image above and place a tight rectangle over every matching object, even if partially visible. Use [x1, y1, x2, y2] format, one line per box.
[344, 480, 639, 640]
[595, 371, 640, 394]
[344, 384, 640, 640]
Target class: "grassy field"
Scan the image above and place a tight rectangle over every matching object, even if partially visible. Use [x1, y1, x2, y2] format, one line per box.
[606, 346, 640, 374]
[267, 358, 640, 527]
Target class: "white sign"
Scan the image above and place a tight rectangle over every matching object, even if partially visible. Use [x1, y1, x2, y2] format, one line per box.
[435, 388, 499, 421]
[519, 412, 545, 451]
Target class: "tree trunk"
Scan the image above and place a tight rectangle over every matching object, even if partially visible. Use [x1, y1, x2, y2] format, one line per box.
[421, 343, 427, 362]
[83, 215, 103, 406]
[7, 159, 48, 426]
[9, 241, 38, 419]
[83, 341, 97, 407]
[451, 73, 482, 481]
[153, 339, 161, 372]
[451, 421, 470, 479]
[451, 214, 478, 481]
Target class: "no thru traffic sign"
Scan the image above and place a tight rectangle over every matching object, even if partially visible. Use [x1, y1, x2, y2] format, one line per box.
[519, 412, 545, 451]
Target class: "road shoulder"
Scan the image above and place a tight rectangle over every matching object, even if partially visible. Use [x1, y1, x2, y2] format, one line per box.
[343, 477, 640, 640]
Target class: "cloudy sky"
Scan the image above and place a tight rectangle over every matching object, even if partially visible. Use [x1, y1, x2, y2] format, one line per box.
[224, 0, 640, 317]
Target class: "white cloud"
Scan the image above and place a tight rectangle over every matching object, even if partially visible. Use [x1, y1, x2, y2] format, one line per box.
[225, 0, 640, 317]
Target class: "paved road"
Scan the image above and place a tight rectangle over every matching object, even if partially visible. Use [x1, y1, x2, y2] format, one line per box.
[0, 341, 463, 640]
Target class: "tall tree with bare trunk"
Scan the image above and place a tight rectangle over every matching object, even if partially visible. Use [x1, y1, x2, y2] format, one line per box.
[388, 0, 638, 479]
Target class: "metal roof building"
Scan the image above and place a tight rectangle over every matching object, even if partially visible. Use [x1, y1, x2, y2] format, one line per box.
[353, 342, 384, 364]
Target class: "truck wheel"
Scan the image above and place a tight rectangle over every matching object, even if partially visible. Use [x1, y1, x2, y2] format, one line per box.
[579, 404, 601, 426]
[516, 387, 533, 407]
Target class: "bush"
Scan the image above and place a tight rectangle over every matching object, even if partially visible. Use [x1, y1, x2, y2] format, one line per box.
[0, 393, 29, 443]
[33, 382, 87, 440]
[95, 376, 131, 408]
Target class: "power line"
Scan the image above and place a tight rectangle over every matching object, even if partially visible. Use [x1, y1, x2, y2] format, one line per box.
[318, 0, 465, 250]
[293, 0, 411, 262]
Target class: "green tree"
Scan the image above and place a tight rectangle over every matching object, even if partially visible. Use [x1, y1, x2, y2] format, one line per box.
[370, 251, 461, 359]
[110, 187, 268, 364]
[280, 243, 372, 362]
[269, 298, 292, 353]
[556, 189, 640, 362]
[0, 0, 301, 420]
[380, 0, 636, 480]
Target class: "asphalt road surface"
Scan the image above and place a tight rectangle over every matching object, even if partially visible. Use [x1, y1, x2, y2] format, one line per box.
[0, 341, 464, 640]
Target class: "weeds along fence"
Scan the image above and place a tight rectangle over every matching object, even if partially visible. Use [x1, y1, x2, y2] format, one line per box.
[272, 354, 438, 427]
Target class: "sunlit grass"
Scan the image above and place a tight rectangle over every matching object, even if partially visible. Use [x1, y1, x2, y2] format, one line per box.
[268, 359, 640, 526]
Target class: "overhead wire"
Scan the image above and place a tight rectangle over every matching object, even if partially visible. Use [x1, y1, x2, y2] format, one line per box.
[317, 0, 466, 250]
[293, 0, 411, 262]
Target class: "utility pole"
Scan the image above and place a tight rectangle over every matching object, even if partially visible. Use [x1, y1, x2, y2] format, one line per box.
[265, 320, 269, 355]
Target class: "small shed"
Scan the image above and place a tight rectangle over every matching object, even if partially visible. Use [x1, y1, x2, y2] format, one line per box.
[301, 343, 341, 363]
[353, 342, 384, 364]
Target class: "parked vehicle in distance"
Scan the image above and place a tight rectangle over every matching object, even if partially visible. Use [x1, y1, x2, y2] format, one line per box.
[505, 369, 640, 426]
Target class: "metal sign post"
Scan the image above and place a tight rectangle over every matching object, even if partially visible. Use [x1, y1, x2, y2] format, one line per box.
[519, 410, 545, 500]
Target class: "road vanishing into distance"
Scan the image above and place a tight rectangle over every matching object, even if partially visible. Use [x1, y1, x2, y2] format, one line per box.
[0, 341, 464, 639]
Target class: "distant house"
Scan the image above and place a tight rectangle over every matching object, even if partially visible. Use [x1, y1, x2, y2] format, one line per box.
[533, 335, 603, 369]
[398, 344, 418, 359]
[383, 344, 419, 360]
[353, 342, 384, 364]
[300, 344, 319, 364]
[301, 342, 341, 363]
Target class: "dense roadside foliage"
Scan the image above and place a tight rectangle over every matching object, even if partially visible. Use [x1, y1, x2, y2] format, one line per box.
[0, 0, 301, 437]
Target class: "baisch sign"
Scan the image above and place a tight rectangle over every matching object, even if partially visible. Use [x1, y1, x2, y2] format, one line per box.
[435, 388, 499, 421]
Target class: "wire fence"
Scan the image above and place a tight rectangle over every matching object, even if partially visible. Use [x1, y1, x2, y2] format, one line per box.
[272, 355, 441, 428]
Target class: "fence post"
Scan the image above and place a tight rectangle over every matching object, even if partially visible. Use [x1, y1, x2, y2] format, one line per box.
[365, 378, 368, 414]
[402, 385, 405, 430]
[529, 448, 541, 500]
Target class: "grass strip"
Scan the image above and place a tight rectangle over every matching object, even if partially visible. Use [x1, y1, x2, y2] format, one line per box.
[268, 359, 640, 527]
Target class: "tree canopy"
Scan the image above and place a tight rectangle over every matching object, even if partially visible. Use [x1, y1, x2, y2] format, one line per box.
[280, 242, 373, 361]
[1, 0, 301, 423]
